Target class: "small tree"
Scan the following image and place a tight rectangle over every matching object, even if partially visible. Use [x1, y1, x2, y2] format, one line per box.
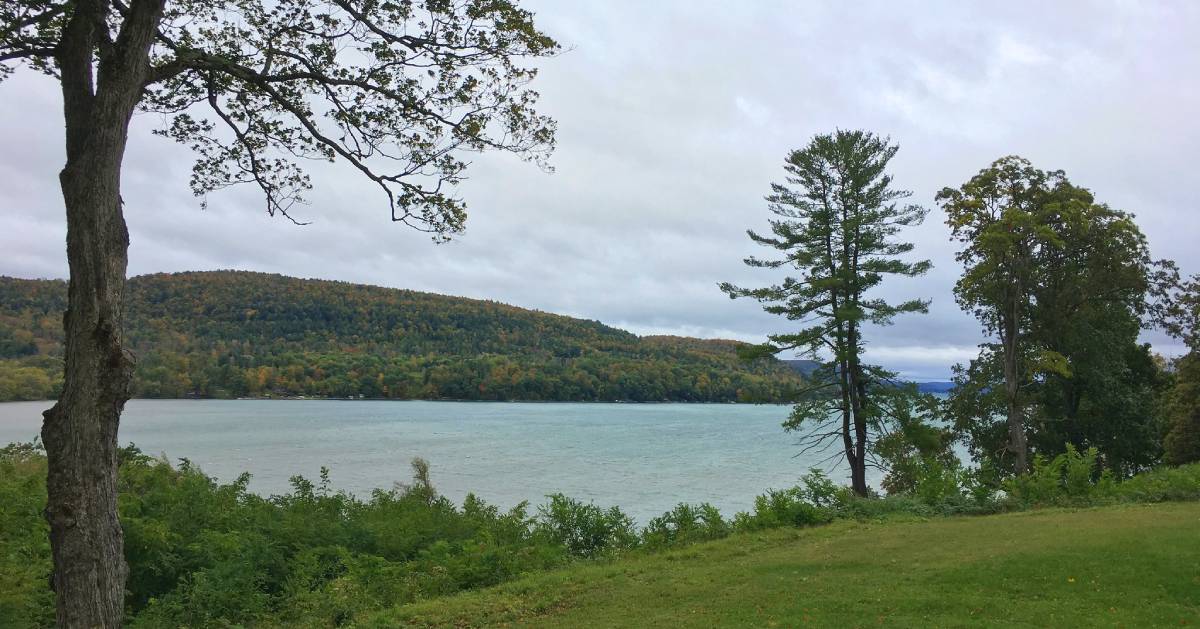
[722, 129, 931, 496]
[1, 1, 558, 625]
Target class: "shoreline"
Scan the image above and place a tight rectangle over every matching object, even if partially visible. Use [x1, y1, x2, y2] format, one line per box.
[0, 397, 789, 405]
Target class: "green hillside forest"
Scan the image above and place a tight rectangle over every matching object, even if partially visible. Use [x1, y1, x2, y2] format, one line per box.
[0, 271, 803, 403]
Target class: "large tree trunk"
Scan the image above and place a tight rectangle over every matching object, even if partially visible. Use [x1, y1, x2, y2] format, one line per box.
[849, 384, 868, 497]
[1001, 309, 1029, 475]
[831, 316, 863, 496]
[42, 162, 134, 628]
[846, 326, 869, 497]
[837, 358, 861, 494]
[42, 2, 165, 625]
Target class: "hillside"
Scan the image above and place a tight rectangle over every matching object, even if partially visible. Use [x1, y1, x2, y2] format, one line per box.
[0, 271, 803, 402]
[781, 359, 821, 376]
[367, 502, 1200, 628]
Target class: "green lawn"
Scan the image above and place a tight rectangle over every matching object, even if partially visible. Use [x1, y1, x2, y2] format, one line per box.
[361, 502, 1200, 628]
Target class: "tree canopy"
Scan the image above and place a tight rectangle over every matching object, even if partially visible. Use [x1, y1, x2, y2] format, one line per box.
[2, 0, 558, 231]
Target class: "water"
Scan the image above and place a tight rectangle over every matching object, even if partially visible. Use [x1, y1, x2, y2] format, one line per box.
[0, 399, 861, 523]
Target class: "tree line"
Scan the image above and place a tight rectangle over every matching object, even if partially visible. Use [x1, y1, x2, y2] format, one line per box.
[727, 129, 1200, 497]
[0, 272, 804, 403]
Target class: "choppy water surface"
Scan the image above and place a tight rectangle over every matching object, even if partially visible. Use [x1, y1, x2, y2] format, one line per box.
[0, 400, 858, 523]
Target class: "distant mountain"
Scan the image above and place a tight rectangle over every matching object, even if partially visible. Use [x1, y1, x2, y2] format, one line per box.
[782, 359, 953, 394]
[916, 381, 955, 394]
[0, 271, 804, 403]
[781, 359, 822, 376]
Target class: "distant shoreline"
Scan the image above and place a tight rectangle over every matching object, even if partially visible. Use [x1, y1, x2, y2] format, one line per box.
[0, 397, 790, 405]
[1, 381, 955, 405]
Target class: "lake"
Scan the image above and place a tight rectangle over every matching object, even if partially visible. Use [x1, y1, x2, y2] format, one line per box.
[0, 399, 869, 523]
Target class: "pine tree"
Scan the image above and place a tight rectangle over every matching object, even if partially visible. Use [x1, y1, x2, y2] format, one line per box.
[722, 130, 931, 495]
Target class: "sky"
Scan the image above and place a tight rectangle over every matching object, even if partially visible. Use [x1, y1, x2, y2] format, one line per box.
[1, 1, 1198, 380]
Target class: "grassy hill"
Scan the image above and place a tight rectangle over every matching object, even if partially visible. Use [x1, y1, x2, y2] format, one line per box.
[365, 502, 1200, 628]
[0, 271, 803, 402]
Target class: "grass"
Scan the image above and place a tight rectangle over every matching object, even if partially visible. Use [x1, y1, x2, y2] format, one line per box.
[361, 502, 1200, 628]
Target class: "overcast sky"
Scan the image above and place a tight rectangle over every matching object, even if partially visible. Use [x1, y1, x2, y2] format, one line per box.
[2, 1, 1198, 380]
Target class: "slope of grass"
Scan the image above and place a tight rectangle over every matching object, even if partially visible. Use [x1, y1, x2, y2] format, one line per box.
[363, 502, 1200, 628]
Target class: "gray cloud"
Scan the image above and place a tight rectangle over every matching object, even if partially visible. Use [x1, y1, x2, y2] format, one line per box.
[2, 1, 1197, 380]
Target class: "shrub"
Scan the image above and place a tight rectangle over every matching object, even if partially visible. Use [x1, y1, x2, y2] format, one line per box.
[534, 494, 638, 559]
[799, 468, 851, 508]
[731, 471, 845, 532]
[834, 494, 933, 519]
[642, 503, 730, 549]
[732, 487, 825, 531]
[2, 446, 576, 627]
[0, 442, 53, 629]
[1003, 445, 1113, 505]
[911, 458, 967, 506]
[1114, 463, 1200, 502]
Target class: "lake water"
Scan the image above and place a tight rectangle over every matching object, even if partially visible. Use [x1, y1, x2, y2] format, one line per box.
[0, 399, 869, 523]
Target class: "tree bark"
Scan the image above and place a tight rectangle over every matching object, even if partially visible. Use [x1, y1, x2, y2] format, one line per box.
[830, 294, 864, 496]
[836, 356, 860, 494]
[1001, 297, 1029, 475]
[838, 177, 869, 497]
[846, 325, 869, 497]
[41, 1, 165, 625]
[42, 159, 134, 629]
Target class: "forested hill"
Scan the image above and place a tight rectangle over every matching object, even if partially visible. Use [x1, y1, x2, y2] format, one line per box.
[0, 271, 803, 402]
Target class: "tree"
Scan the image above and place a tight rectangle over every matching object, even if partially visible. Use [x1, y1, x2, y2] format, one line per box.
[1, 1, 558, 625]
[940, 156, 1165, 475]
[872, 383, 958, 498]
[938, 157, 1062, 474]
[1026, 185, 1168, 475]
[1165, 354, 1200, 465]
[1161, 274, 1200, 465]
[1159, 271, 1200, 352]
[721, 130, 931, 496]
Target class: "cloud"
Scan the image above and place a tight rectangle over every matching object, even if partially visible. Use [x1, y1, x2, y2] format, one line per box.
[2, 1, 1197, 379]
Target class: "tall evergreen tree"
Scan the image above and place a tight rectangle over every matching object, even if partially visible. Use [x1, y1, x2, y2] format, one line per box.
[722, 130, 931, 496]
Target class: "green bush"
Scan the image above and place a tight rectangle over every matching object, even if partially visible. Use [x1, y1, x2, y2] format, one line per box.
[642, 503, 730, 549]
[732, 487, 830, 531]
[1113, 463, 1200, 502]
[0, 443, 53, 629]
[1003, 445, 1115, 506]
[534, 494, 638, 559]
[3, 444, 578, 628]
[731, 470, 845, 531]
